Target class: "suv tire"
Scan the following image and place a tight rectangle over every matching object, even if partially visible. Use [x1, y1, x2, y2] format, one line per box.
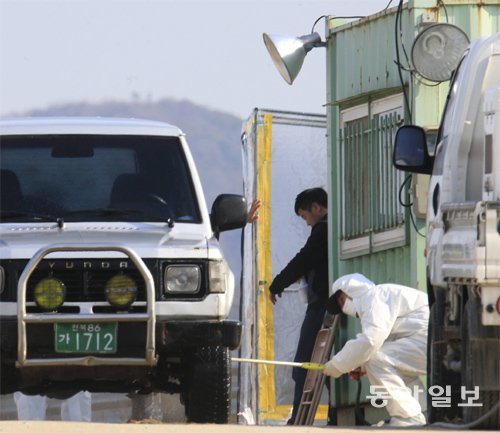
[185, 345, 231, 423]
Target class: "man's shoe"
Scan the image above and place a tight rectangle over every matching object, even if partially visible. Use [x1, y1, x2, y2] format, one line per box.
[372, 419, 389, 427]
[373, 413, 426, 428]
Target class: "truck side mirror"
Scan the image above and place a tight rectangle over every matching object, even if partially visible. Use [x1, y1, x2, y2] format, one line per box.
[393, 125, 434, 174]
[211, 194, 248, 238]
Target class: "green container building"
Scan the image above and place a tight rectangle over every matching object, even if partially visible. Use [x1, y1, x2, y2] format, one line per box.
[324, 0, 500, 423]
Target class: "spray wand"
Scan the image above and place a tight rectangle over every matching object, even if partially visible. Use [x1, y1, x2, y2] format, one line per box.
[232, 357, 325, 371]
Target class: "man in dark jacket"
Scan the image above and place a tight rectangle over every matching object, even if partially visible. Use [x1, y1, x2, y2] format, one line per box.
[268, 187, 329, 424]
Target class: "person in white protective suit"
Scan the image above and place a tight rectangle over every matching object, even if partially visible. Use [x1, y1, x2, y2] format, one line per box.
[14, 391, 91, 421]
[323, 273, 429, 427]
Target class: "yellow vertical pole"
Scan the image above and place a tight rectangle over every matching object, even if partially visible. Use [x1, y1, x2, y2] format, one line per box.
[254, 112, 329, 423]
[256, 113, 276, 421]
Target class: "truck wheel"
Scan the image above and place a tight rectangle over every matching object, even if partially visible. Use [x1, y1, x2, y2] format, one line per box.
[428, 292, 461, 423]
[462, 298, 500, 429]
[428, 303, 446, 423]
[185, 346, 231, 423]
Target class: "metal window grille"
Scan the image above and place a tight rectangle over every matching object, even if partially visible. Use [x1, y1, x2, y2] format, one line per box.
[340, 109, 405, 243]
[341, 116, 370, 239]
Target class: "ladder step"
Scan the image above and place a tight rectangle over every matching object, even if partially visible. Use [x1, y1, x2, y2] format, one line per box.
[294, 316, 339, 426]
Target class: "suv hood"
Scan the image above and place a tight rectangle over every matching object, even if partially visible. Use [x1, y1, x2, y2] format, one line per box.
[0, 222, 218, 260]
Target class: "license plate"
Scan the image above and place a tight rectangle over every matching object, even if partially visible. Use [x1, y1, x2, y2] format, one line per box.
[55, 323, 117, 354]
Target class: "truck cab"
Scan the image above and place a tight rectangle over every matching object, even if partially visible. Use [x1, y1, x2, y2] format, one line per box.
[0, 117, 247, 423]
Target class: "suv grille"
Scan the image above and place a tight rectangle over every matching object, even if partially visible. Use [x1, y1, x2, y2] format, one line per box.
[28, 259, 153, 303]
[0, 258, 208, 303]
[28, 267, 147, 302]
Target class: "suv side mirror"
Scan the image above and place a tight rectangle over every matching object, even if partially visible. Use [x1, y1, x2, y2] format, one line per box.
[211, 194, 248, 238]
[393, 125, 434, 174]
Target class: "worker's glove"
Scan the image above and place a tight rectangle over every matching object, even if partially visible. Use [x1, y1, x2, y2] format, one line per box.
[348, 368, 366, 381]
[323, 359, 343, 378]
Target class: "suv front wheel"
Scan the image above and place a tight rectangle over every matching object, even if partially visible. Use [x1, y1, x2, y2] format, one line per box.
[185, 345, 231, 423]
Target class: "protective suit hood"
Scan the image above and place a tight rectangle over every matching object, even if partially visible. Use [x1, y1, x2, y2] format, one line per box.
[331, 273, 375, 301]
[327, 273, 375, 315]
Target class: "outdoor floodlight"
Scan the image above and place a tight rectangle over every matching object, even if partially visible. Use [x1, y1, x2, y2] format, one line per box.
[411, 23, 469, 82]
[263, 32, 325, 85]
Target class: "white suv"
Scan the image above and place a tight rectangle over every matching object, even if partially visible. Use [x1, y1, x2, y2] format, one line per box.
[0, 117, 247, 423]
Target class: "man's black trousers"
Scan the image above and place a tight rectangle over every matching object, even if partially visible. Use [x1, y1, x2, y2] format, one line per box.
[289, 300, 329, 423]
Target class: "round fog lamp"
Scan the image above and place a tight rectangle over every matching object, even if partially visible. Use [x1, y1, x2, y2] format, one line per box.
[34, 278, 66, 311]
[106, 274, 137, 308]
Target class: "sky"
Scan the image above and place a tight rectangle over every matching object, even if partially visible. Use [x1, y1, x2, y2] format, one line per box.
[0, 0, 392, 120]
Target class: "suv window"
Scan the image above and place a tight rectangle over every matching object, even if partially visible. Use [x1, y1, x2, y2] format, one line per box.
[0, 135, 201, 223]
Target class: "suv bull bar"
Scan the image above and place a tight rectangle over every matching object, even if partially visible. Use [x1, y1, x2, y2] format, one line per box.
[17, 244, 157, 367]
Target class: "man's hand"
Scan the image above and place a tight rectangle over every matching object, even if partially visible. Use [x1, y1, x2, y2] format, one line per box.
[247, 199, 262, 224]
[323, 359, 343, 378]
[269, 291, 282, 305]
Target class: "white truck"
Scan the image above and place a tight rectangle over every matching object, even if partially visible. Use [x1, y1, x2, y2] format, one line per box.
[0, 117, 247, 423]
[393, 33, 500, 428]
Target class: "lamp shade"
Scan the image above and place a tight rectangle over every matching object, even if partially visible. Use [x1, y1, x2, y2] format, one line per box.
[263, 32, 322, 85]
[411, 23, 469, 82]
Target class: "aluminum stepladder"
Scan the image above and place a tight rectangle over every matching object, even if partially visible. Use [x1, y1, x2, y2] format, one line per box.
[294, 314, 339, 425]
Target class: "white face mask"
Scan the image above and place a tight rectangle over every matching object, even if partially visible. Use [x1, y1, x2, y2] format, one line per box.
[342, 298, 358, 317]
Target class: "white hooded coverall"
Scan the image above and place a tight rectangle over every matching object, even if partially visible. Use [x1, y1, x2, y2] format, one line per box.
[324, 273, 429, 419]
[14, 391, 92, 421]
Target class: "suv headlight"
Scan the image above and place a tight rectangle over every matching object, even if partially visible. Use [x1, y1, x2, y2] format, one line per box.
[164, 265, 201, 294]
[208, 260, 228, 293]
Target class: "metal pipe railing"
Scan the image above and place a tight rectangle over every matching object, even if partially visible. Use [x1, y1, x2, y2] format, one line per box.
[17, 244, 157, 367]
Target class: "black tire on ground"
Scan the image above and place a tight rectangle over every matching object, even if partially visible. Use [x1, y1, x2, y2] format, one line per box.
[428, 295, 461, 423]
[461, 297, 500, 429]
[185, 346, 231, 424]
[428, 302, 446, 423]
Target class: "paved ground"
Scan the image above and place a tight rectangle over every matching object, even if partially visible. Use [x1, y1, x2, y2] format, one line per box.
[0, 422, 325, 433]
[1, 394, 487, 432]
[0, 421, 437, 433]
[0, 421, 486, 433]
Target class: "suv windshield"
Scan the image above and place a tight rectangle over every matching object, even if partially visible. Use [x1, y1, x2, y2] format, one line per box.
[0, 134, 201, 223]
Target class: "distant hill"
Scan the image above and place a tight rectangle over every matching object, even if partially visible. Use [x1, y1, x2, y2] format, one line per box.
[18, 98, 247, 318]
